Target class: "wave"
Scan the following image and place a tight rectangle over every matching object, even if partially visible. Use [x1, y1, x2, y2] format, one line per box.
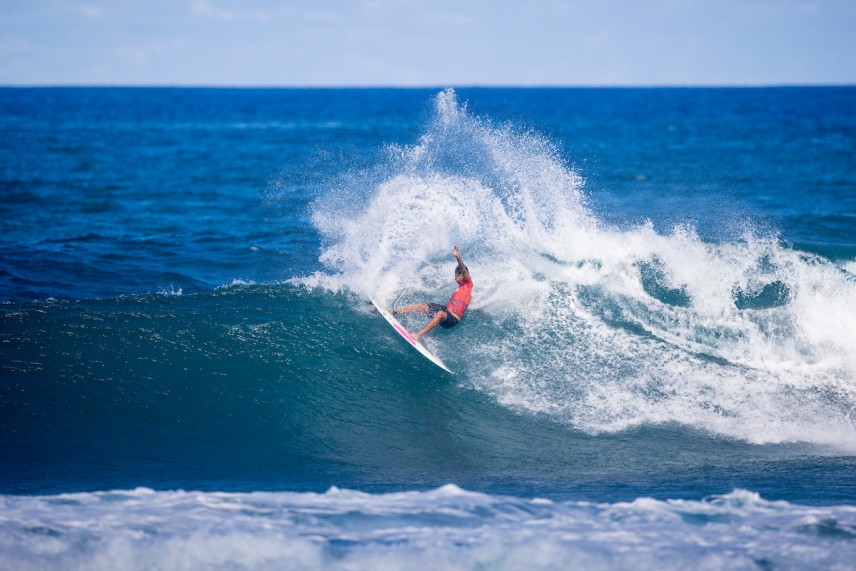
[2, 486, 854, 571]
[306, 88, 856, 449]
[9, 284, 851, 498]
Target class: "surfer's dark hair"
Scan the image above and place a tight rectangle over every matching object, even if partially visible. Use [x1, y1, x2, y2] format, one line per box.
[455, 265, 468, 276]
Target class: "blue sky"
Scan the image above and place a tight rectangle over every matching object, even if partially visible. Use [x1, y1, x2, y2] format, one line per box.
[1, 0, 854, 86]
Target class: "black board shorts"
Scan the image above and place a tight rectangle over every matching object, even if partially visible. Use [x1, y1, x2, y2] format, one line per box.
[427, 303, 460, 329]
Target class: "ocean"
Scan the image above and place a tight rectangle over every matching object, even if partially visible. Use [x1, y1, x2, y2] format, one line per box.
[1, 86, 855, 569]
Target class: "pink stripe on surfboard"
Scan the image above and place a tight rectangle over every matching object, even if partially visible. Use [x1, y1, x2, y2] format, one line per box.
[392, 322, 417, 345]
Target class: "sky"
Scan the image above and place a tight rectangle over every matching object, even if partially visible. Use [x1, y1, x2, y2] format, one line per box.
[1, 0, 854, 86]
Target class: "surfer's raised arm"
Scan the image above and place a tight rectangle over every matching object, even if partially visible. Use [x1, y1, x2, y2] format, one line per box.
[453, 246, 470, 282]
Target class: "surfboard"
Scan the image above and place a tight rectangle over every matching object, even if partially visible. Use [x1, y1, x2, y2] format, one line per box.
[370, 298, 454, 374]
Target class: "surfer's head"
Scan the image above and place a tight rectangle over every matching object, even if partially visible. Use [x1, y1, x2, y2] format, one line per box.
[455, 265, 468, 282]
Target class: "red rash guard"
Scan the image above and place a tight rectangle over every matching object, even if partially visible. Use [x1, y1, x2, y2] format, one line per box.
[446, 278, 473, 318]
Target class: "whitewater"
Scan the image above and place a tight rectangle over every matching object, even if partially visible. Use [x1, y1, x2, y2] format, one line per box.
[2, 486, 855, 570]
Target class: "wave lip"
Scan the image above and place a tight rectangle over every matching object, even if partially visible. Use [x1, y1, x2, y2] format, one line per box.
[2, 486, 854, 571]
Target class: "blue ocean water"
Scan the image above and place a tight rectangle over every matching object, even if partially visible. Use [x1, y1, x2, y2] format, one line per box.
[1, 86, 855, 569]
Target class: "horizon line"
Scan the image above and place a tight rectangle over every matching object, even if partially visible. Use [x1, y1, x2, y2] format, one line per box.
[1, 82, 855, 90]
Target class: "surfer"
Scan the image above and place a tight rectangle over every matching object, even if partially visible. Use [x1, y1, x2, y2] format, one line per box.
[394, 246, 473, 340]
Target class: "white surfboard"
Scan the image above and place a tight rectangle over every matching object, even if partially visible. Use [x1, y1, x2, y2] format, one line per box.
[370, 298, 454, 374]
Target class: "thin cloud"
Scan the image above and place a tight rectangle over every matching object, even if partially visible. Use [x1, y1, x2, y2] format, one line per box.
[44, 1, 105, 20]
[191, 0, 279, 22]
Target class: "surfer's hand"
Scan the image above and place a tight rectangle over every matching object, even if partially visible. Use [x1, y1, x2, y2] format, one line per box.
[453, 245, 460, 257]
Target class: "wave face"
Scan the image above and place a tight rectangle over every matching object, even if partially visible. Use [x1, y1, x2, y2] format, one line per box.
[308, 89, 856, 450]
[4, 283, 852, 502]
[2, 486, 855, 571]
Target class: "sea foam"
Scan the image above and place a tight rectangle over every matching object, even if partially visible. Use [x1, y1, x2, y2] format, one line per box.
[1, 486, 854, 571]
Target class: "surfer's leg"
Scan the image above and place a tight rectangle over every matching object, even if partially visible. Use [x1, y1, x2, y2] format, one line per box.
[394, 303, 429, 315]
[413, 310, 446, 340]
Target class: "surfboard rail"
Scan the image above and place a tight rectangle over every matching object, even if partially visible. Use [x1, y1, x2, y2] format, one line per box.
[370, 298, 454, 374]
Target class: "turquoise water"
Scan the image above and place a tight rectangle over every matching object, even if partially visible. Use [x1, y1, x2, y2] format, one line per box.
[1, 87, 855, 569]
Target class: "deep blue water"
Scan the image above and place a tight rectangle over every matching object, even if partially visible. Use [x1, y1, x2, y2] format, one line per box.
[1, 87, 855, 569]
